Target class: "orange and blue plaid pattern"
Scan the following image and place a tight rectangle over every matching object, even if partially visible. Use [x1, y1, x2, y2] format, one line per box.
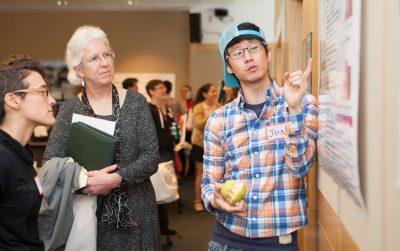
[201, 81, 318, 238]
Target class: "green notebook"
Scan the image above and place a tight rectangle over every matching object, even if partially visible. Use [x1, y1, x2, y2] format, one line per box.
[66, 122, 120, 218]
[66, 122, 119, 171]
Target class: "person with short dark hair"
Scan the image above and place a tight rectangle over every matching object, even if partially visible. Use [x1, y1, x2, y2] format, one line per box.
[146, 79, 177, 241]
[122, 77, 138, 92]
[163, 80, 173, 95]
[0, 55, 56, 251]
[162, 80, 181, 123]
[145, 79, 175, 162]
[202, 22, 317, 251]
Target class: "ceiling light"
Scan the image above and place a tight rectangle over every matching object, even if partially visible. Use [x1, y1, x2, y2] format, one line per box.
[128, 0, 139, 6]
[57, 0, 68, 6]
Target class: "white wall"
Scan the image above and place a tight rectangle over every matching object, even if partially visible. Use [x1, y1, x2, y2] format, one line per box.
[190, 0, 275, 44]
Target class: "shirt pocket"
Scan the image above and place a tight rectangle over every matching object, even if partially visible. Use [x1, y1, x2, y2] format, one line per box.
[223, 134, 250, 179]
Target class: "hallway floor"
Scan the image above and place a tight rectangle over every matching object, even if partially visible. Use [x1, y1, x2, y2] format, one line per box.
[161, 178, 215, 251]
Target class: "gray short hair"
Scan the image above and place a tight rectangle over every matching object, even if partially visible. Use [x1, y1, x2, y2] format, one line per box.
[65, 25, 110, 85]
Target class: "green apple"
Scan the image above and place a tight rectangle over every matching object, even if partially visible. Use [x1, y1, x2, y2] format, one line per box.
[220, 180, 246, 205]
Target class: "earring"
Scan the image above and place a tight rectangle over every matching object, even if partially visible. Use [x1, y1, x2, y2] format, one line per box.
[81, 77, 85, 87]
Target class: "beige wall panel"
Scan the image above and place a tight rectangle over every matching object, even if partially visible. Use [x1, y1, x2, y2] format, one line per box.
[383, 1, 400, 250]
[301, 1, 320, 250]
[189, 44, 223, 95]
[0, 11, 190, 92]
[341, 221, 360, 251]
[318, 222, 335, 251]
[301, 164, 318, 251]
[285, 0, 302, 72]
[318, 192, 341, 250]
[274, 0, 283, 25]
[318, 191, 359, 251]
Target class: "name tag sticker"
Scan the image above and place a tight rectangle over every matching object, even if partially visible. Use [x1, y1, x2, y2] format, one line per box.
[267, 123, 286, 141]
[34, 176, 43, 195]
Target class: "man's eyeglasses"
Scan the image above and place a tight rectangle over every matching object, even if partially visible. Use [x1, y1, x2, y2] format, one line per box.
[226, 42, 265, 60]
[13, 87, 49, 97]
[154, 85, 167, 91]
[80, 52, 115, 66]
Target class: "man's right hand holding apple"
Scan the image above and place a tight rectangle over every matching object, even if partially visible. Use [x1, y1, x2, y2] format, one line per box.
[210, 182, 246, 213]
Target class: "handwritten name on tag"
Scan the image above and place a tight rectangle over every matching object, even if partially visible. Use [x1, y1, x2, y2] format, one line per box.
[34, 176, 43, 195]
[267, 123, 286, 141]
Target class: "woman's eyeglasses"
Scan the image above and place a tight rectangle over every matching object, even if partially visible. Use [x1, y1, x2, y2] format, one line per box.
[13, 87, 49, 97]
[80, 52, 115, 66]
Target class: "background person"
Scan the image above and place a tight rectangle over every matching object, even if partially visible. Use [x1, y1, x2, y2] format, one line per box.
[178, 84, 193, 116]
[218, 80, 239, 104]
[43, 25, 160, 250]
[0, 55, 56, 251]
[163, 80, 180, 122]
[122, 77, 138, 92]
[202, 22, 317, 251]
[178, 84, 195, 177]
[146, 79, 178, 242]
[190, 83, 220, 212]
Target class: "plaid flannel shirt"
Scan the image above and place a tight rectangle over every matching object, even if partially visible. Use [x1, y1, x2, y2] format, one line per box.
[201, 81, 318, 238]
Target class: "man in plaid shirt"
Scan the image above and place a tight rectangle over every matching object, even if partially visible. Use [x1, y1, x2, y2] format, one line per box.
[201, 22, 318, 251]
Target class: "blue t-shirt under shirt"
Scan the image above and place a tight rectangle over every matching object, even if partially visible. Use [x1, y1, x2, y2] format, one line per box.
[243, 101, 266, 117]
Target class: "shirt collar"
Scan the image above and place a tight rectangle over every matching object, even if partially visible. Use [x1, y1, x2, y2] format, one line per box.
[234, 79, 282, 109]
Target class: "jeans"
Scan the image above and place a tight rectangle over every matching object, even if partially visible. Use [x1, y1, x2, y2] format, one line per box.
[208, 237, 299, 251]
[208, 240, 243, 251]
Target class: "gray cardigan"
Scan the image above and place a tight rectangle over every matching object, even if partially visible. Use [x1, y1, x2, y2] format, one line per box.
[43, 91, 160, 250]
[38, 157, 82, 251]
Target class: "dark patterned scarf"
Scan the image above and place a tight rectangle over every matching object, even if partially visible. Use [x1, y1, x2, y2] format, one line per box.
[81, 85, 136, 229]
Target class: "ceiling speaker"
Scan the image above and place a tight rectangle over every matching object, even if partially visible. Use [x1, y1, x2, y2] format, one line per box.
[214, 9, 228, 18]
[189, 13, 202, 43]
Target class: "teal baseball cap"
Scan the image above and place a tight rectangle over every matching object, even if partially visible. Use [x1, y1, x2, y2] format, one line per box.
[219, 22, 266, 88]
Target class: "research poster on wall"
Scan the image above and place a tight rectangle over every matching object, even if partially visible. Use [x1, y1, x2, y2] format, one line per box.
[318, 0, 364, 208]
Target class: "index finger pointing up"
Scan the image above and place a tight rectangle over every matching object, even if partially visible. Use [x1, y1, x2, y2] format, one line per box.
[303, 58, 312, 80]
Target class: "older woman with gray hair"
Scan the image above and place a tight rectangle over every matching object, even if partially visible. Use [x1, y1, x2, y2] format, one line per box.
[43, 25, 160, 250]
